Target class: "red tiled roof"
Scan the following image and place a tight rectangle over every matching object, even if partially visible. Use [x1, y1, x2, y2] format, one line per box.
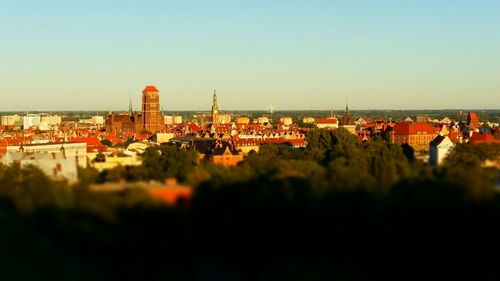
[70, 136, 106, 152]
[104, 133, 122, 144]
[468, 112, 479, 122]
[315, 118, 338, 124]
[358, 133, 371, 142]
[448, 131, 463, 143]
[469, 133, 500, 144]
[143, 85, 159, 92]
[393, 122, 435, 135]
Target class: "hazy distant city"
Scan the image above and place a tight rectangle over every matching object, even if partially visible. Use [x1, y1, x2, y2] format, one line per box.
[2, 0, 500, 280]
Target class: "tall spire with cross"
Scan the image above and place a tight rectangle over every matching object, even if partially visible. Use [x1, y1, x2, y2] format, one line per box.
[211, 89, 219, 125]
[213, 89, 218, 108]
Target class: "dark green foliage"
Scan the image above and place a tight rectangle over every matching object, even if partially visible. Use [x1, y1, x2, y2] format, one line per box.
[141, 145, 198, 182]
[0, 164, 73, 213]
[100, 139, 112, 147]
[0, 129, 499, 280]
[445, 143, 500, 168]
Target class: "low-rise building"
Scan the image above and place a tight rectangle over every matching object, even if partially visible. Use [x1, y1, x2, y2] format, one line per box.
[392, 122, 437, 151]
[7, 142, 88, 168]
[88, 152, 142, 172]
[1, 150, 79, 184]
[217, 114, 232, 124]
[256, 116, 270, 124]
[164, 115, 174, 125]
[208, 145, 244, 167]
[429, 135, 455, 166]
[280, 117, 293, 126]
[237, 117, 250, 124]
[315, 118, 339, 129]
[92, 116, 105, 126]
[303, 117, 315, 124]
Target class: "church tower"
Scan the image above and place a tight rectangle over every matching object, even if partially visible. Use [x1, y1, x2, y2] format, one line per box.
[142, 85, 163, 133]
[211, 89, 219, 125]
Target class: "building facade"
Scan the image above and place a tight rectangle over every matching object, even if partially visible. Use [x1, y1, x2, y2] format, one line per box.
[23, 114, 41, 129]
[6, 142, 88, 168]
[106, 86, 164, 134]
[316, 118, 339, 129]
[1, 115, 22, 127]
[142, 86, 163, 132]
[392, 122, 437, 151]
[429, 135, 455, 166]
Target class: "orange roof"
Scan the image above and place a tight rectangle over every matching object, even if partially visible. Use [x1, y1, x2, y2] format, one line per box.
[469, 133, 500, 144]
[70, 136, 106, 152]
[143, 85, 159, 92]
[316, 118, 338, 124]
[147, 187, 192, 205]
[393, 122, 435, 135]
[468, 112, 479, 122]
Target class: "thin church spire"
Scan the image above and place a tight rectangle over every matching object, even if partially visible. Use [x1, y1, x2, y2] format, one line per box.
[128, 98, 133, 116]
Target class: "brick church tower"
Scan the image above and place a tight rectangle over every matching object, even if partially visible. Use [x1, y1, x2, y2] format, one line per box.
[142, 85, 163, 133]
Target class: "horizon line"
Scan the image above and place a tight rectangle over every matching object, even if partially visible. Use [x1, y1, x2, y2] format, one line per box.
[0, 108, 499, 113]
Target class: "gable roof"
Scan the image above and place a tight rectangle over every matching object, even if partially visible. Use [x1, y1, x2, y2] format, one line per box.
[430, 135, 445, 146]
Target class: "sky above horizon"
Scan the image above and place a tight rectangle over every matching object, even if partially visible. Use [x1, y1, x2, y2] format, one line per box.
[1, 0, 499, 111]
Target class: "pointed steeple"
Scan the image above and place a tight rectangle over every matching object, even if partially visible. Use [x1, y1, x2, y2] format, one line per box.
[211, 89, 219, 126]
[128, 98, 133, 116]
[212, 89, 218, 108]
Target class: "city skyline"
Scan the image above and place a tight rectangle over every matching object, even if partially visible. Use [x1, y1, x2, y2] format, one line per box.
[1, 0, 499, 111]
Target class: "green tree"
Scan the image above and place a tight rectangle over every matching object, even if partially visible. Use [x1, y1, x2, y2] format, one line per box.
[141, 145, 198, 182]
[100, 139, 112, 147]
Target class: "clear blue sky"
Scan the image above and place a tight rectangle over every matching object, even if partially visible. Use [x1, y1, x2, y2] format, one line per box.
[1, 0, 499, 111]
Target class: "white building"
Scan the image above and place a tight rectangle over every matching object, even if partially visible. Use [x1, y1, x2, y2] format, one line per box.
[23, 114, 41, 129]
[303, 117, 315, 124]
[236, 117, 250, 124]
[256, 116, 270, 124]
[164, 116, 174, 125]
[429, 135, 455, 166]
[173, 116, 183, 124]
[40, 115, 62, 126]
[315, 118, 339, 129]
[1, 151, 79, 184]
[6, 142, 88, 168]
[280, 117, 293, 126]
[217, 114, 232, 124]
[1, 115, 22, 127]
[164, 115, 183, 125]
[92, 116, 105, 126]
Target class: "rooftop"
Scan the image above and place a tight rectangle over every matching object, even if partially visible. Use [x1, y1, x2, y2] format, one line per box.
[143, 85, 159, 92]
